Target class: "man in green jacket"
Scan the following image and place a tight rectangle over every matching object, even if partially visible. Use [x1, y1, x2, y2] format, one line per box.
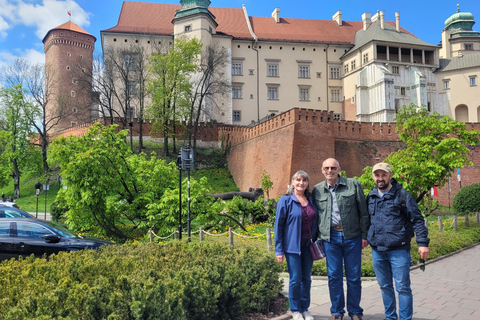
[312, 158, 370, 320]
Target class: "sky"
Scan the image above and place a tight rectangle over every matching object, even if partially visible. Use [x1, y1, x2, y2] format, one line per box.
[0, 0, 478, 69]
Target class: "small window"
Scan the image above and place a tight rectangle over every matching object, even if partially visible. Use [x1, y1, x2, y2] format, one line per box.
[268, 87, 278, 100]
[443, 80, 450, 90]
[71, 121, 77, 127]
[124, 54, 138, 71]
[465, 44, 473, 50]
[392, 66, 399, 74]
[363, 53, 369, 64]
[344, 64, 349, 74]
[400, 87, 406, 95]
[233, 110, 241, 122]
[184, 25, 192, 32]
[72, 78, 77, 84]
[127, 82, 137, 95]
[249, 69, 254, 75]
[470, 76, 476, 86]
[351, 60, 356, 70]
[299, 88, 310, 101]
[67, 52, 71, 57]
[72, 107, 78, 113]
[232, 62, 243, 76]
[232, 85, 242, 99]
[66, 66, 70, 71]
[70, 91, 75, 97]
[330, 67, 340, 79]
[316, 72, 322, 78]
[298, 65, 310, 78]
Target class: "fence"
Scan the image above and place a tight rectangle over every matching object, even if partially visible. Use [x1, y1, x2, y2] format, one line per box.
[148, 227, 274, 252]
[429, 212, 480, 232]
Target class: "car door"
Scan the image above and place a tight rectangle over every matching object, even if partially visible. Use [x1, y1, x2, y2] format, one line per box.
[13, 221, 63, 258]
[0, 221, 14, 261]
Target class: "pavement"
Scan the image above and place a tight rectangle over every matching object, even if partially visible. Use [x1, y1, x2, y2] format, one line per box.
[274, 243, 480, 320]
[28, 211, 52, 221]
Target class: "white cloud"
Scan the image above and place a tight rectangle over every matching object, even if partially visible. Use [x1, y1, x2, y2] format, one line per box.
[0, 48, 44, 70]
[17, 0, 90, 39]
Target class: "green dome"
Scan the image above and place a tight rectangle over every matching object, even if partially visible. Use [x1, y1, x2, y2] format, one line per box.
[445, 6, 475, 30]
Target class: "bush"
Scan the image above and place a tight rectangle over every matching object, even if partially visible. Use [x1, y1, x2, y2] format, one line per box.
[0, 242, 283, 320]
[452, 183, 480, 214]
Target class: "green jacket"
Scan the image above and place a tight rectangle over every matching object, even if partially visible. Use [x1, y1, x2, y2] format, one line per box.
[312, 176, 370, 241]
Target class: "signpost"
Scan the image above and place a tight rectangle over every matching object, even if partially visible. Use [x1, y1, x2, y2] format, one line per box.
[177, 146, 194, 241]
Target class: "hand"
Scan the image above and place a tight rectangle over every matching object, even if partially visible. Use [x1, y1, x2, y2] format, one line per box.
[361, 239, 369, 249]
[418, 247, 429, 260]
[276, 255, 284, 263]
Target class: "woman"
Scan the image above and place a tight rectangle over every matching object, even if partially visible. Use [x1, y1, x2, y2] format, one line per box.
[274, 170, 319, 320]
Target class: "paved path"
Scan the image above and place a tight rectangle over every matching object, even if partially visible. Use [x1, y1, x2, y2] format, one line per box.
[275, 244, 480, 320]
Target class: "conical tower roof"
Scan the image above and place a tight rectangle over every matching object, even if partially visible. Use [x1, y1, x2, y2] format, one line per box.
[42, 21, 96, 43]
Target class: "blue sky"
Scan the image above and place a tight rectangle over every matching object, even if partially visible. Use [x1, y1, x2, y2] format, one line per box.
[0, 0, 478, 69]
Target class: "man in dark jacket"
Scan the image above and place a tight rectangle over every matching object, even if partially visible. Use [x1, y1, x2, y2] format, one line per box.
[367, 162, 429, 320]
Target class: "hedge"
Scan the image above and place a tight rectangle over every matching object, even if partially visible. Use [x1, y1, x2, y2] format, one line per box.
[0, 242, 283, 320]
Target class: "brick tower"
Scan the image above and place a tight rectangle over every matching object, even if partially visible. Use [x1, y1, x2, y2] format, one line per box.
[43, 21, 96, 131]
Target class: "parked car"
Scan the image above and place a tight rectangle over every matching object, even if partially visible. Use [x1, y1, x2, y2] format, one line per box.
[0, 207, 35, 219]
[0, 201, 20, 209]
[0, 218, 113, 261]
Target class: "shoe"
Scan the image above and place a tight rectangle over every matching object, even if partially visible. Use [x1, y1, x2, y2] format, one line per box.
[330, 316, 343, 320]
[292, 311, 304, 320]
[350, 316, 363, 320]
[303, 310, 314, 320]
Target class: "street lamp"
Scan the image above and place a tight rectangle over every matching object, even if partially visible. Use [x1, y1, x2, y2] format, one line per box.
[177, 146, 194, 241]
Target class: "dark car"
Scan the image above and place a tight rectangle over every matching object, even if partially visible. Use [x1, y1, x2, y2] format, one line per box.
[0, 218, 113, 261]
[0, 201, 20, 209]
[0, 207, 35, 219]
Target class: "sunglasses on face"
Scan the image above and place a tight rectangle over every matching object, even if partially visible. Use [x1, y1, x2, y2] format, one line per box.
[323, 167, 337, 171]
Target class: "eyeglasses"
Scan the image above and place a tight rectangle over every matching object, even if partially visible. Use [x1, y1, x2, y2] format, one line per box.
[323, 167, 337, 171]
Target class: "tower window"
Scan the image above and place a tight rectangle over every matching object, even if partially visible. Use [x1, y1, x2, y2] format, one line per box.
[185, 25, 192, 32]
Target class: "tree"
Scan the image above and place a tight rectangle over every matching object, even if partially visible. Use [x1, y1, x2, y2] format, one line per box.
[357, 104, 480, 205]
[0, 85, 40, 197]
[148, 37, 202, 156]
[0, 58, 66, 176]
[187, 41, 230, 153]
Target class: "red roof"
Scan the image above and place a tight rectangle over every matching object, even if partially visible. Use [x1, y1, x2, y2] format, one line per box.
[43, 21, 95, 42]
[103, 2, 370, 44]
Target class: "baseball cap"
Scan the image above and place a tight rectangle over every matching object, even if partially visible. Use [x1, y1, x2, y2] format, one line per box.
[372, 162, 392, 173]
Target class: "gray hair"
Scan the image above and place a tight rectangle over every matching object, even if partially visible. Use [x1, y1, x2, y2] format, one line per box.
[286, 170, 311, 197]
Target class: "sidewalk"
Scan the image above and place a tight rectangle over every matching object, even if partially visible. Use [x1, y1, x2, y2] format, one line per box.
[276, 244, 480, 320]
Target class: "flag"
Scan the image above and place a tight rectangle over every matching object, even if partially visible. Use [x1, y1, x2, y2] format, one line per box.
[457, 168, 461, 182]
[431, 185, 439, 197]
[67, 11, 71, 16]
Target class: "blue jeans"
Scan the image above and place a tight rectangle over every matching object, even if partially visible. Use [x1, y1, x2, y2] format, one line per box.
[324, 230, 363, 317]
[372, 248, 413, 320]
[285, 241, 313, 313]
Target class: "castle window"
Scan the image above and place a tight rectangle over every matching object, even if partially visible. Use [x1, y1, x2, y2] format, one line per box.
[232, 62, 243, 76]
[331, 89, 341, 102]
[317, 72, 322, 78]
[71, 121, 77, 127]
[470, 76, 477, 86]
[363, 53, 369, 64]
[127, 81, 137, 95]
[299, 88, 310, 101]
[400, 87, 406, 95]
[67, 52, 71, 57]
[351, 60, 356, 70]
[330, 66, 340, 79]
[80, 55, 83, 59]
[249, 69, 254, 75]
[344, 64, 349, 74]
[66, 66, 70, 71]
[443, 79, 450, 90]
[465, 44, 473, 50]
[185, 25, 192, 32]
[298, 65, 310, 78]
[267, 86, 278, 100]
[267, 62, 279, 77]
[72, 107, 78, 113]
[232, 85, 242, 99]
[233, 110, 241, 122]
[72, 78, 77, 84]
[392, 66, 399, 74]
[70, 91, 75, 97]
[124, 53, 138, 71]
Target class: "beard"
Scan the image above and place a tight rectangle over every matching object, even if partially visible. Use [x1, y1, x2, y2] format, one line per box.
[375, 180, 390, 191]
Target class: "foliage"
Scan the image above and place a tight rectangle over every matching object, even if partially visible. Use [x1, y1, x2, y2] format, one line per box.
[0, 242, 283, 319]
[452, 183, 480, 214]
[260, 169, 273, 199]
[356, 104, 480, 206]
[193, 167, 239, 194]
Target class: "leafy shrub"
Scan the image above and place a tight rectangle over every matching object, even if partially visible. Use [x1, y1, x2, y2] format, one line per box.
[452, 183, 480, 214]
[50, 200, 68, 221]
[0, 242, 283, 319]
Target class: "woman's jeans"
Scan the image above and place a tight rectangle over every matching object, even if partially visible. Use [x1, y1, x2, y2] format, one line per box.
[285, 241, 313, 313]
[372, 248, 413, 320]
[324, 229, 363, 317]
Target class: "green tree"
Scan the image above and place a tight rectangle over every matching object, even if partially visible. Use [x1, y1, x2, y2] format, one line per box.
[0, 85, 39, 197]
[260, 169, 273, 199]
[452, 183, 480, 214]
[148, 37, 202, 156]
[357, 104, 480, 205]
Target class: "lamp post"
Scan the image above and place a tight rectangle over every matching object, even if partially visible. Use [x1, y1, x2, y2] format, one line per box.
[176, 152, 182, 240]
[177, 146, 194, 241]
[35, 182, 42, 218]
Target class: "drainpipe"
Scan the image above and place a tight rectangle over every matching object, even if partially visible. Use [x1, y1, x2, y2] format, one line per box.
[252, 44, 260, 121]
[325, 44, 330, 111]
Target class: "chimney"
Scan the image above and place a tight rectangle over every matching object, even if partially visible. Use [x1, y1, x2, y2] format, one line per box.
[332, 10, 342, 26]
[380, 10, 385, 29]
[272, 7, 280, 23]
[362, 12, 371, 31]
[395, 12, 400, 32]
